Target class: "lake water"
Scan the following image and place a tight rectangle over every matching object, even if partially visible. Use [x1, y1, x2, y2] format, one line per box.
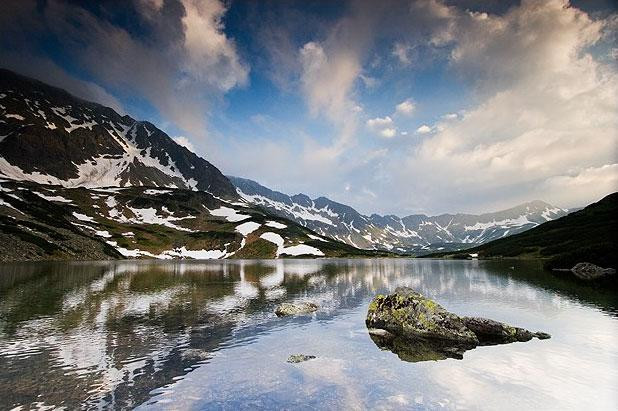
[0, 259, 616, 410]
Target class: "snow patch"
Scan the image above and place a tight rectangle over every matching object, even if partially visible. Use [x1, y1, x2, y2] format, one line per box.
[209, 206, 250, 222]
[72, 212, 96, 223]
[235, 221, 261, 236]
[34, 192, 72, 203]
[259, 232, 323, 257]
[265, 221, 287, 229]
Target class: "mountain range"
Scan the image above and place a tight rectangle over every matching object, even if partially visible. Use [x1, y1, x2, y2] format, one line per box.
[0, 69, 571, 259]
[229, 176, 569, 254]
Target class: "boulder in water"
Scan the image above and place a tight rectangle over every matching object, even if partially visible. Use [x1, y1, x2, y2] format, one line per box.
[275, 302, 318, 317]
[366, 287, 550, 362]
[570, 262, 616, 281]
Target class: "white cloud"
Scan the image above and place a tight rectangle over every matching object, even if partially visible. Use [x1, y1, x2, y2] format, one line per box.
[366, 116, 393, 129]
[394, 0, 618, 212]
[367, 116, 397, 138]
[416, 125, 432, 134]
[180, 0, 249, 92]
[380, 128, 397, 138]
[441, 113, 458, 120]
[173, 136, 195, 152]
[401, 131, 409, 136]
[5, 0, 249, 141]
[395, 99, 415, 116]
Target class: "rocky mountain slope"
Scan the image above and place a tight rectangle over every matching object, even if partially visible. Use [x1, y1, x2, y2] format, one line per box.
[0, 178, 391, 262]
[0, 69, 237, 199]
[425, 192, 617, 272]
[0, 70, 391, 261]
[229, 176, 569, 254]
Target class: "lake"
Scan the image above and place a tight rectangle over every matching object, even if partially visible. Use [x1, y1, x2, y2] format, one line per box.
[0, 259, 616, 410]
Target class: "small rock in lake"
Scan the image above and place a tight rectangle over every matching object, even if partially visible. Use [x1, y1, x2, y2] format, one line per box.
[366, 286, 550, 363]
[287, 354, 316, 363]
[570, 262, 616, 281]
[275, 302, 318, 317]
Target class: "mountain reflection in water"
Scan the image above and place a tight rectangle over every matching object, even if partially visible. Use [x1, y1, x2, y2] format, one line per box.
[0, 259, 616, 410]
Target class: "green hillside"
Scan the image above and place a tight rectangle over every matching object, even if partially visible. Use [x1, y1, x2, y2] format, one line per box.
[424, 193, 617, 270]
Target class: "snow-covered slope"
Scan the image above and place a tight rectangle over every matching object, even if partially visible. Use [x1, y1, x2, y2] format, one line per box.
[228, 176, 570, 254]
[0, 178, 391, 262]
[0, 69, 237, 199]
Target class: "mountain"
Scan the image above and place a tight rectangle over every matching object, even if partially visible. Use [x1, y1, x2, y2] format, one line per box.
[0, 69, 237, 199]
[0, 70, 392, 261]
[228, 176, 570, 254]
[425, 192, 617, 271]
[0, 178, 393, 262]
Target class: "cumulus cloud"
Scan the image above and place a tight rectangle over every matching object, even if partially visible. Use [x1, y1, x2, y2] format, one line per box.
[416, 125, 433, 134]
[367, 116, 398, 138]
[395, 0, 618, 212]
[395, 99, 415, 115]
[367, 116, 393, 128]
[380, 128, 397, 138]
[180, 0, 249, 92]
[0, 0, 248, 140]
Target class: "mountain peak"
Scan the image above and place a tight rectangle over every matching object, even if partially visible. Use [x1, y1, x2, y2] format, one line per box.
[0, 69, 237, 199]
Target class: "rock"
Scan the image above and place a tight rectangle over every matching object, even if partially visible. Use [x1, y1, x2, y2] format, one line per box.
[460, 317, 535, 344]
[570, 262, 616, 281]
[366, 287, 479, 346]
[287, 354, 316, 363]
[275, 302, 318, 317]
[366, 287, 550, 363]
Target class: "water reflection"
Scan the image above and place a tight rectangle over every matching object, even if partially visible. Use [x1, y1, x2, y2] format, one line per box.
[0, 259, 616, 410]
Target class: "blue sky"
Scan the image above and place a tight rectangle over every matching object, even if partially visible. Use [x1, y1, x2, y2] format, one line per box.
[1, 0, 617, 215]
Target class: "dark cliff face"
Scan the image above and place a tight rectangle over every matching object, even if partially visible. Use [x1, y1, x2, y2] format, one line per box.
[0, 69, 238, 200]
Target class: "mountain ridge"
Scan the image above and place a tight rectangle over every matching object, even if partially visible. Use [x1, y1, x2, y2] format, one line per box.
[0, 68, 238, 199]
[228, 176, 570, 254]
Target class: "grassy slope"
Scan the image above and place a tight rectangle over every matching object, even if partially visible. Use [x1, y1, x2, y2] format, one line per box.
[423, 192, 617, 270]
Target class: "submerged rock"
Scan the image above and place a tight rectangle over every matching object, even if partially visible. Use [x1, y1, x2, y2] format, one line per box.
[275, 302, 318, 317]
[366, 287, 550, 362]
[570, 262, 616, 281]
[287, 354, 316, 363]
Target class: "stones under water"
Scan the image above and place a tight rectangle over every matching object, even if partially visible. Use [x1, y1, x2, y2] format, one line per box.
[366, 287, 550, 363]
[287, 354, 317, 363]
[275, 302, 319, 317]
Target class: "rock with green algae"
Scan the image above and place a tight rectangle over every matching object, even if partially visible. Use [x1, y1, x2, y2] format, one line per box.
[287, 354, 316, 363]
[366, 287, 550, 362]
[275, 302, 318, 317]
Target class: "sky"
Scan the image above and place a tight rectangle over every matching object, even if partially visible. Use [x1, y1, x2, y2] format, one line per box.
[1, 0, 617, 216]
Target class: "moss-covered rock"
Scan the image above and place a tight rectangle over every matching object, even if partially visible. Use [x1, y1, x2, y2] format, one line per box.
[366, 287, 550, 362]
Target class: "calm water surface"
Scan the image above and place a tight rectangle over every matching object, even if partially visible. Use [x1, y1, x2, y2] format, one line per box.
[0, 259, 616, 410]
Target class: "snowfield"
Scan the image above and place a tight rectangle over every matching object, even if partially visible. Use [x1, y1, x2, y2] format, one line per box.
[259, 232, 324, 257]
[209, 206, 250, 222]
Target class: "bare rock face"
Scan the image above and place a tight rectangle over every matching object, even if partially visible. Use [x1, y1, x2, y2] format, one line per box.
[570, 262, 616, 281]
[366, 287, 550, 362]
[274, 302, 318, 317]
